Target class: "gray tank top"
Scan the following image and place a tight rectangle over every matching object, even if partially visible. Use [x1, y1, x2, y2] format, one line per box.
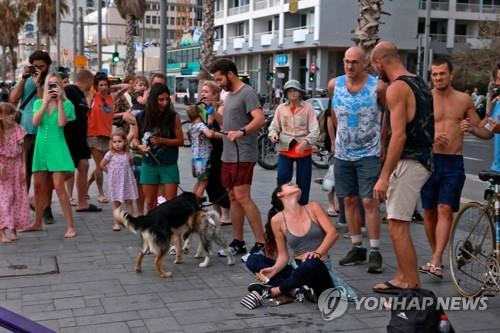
[283, 207, 325, 256]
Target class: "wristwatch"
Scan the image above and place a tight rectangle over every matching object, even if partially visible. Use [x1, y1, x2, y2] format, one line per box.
[239, 127, 247, 136]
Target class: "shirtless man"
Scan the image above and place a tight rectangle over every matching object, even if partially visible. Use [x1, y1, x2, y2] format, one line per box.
[370, 42, 434, 294]
[419, 58, 487, 279]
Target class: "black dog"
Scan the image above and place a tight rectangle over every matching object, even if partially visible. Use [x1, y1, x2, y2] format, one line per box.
[114, 192, 199, 278]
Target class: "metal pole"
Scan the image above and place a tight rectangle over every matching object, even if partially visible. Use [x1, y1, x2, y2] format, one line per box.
[160, 0, 167, 76]
[422, 0, 431, 83]
[142, 18, 145, 75]
[79, 7, 84, 56]
[312, 55, 316, 98]
[56, 0, 61, 70]
[73, 0, 77, 76]
[97, 0, 103, 71]
[416, 35, 422, 78]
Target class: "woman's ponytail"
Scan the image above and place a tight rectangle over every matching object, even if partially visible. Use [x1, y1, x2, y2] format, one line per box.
[264, 187, 284, 258]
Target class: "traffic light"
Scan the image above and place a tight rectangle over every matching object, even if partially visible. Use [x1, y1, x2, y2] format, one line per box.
[309, 72, 316, 82]
[266, 72, 274, 81]
[112, 51, 120, 63]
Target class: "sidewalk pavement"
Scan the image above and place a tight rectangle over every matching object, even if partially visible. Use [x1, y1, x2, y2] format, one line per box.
[0, 148, 498, 333]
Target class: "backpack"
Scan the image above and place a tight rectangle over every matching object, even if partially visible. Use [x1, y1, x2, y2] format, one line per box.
[387, 288, 455, 333]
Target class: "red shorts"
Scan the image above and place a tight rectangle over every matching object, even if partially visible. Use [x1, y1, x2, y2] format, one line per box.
[221, 162, 256, 189]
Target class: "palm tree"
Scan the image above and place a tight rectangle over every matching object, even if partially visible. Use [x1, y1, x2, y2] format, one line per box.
[352, 0, 390, 53]
[37, 0, 70, 54]
[0, 0, 37, 79]
[115, 0, 145, 76]
[198, 0, 215, 90]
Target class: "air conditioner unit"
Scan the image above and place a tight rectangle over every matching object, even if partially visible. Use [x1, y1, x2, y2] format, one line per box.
[261, 33, 274, 46]
[293, 29, 308, 42]
[233, 37, 245, 49]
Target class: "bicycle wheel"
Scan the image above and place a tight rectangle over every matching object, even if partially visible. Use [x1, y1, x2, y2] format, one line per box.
[181, 120, 192, 148]
[449, 202, 494, 297]
[257, 134, 278, 170]
[311, 145, 329, 169]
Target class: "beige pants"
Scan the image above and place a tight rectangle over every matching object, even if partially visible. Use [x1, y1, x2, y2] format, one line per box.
[386, 159, 431, 222]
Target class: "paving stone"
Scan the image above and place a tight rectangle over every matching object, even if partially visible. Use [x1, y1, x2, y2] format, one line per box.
[72, 306, 106, 317]
[22, 302, 55, 314]
[54, 297, 86, 310]
[102, 294, 165, 313]
[58, 317, 77, 328]
[29, 309, 74, 321]
[60, 322, 131, 333]
[138, 308, 171, 319]
[130, 328, 150, 333]
[37, 319, 59, 332]
[22, 290, 82, 302]
[144, 317, 182, 333]
[127, 320, 145, 328]
[75, 311, 140, 326]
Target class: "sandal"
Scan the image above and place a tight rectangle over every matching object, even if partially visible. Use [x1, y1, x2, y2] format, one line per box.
[70, 198, 78, 206]
[97, 197, 109, 204]
[426, 263, 443, 280]
[76, 204, 102, 212]
[327, 209, 339, 217]
[269, 294, 295, 306]
[419, 262, 432, 273]
[373, 281, 406, 295]
[112, 224, 121, 231]
[241, 291, 264, 310]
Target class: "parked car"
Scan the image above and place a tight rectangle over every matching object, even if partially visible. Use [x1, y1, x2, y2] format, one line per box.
[306, 97, 329, 116]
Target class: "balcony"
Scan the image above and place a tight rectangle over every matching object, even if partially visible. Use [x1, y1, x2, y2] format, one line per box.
[228, 4, 250, 16]
[253, 0, 280, 11]
[454, 35, 492, 48]
[215, 10, 224, 19]
[456, 2, 500, 13]
[419, 0, 450, 10]
[229, 35, 248, 49]
[254, 31, 276, 46]
[430, 33, 447, 42]
[284, 25, 313, 42]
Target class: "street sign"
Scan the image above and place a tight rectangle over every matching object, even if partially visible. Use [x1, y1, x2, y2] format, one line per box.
[75, 55, 88, 68]
[310, 63, 317, 74]
[289, 0, 299, 14]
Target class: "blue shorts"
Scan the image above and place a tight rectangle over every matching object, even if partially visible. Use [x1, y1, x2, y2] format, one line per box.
[192, 157, 210, 181]
[334, 156, 381, 199]
[420, 154, 465, 212]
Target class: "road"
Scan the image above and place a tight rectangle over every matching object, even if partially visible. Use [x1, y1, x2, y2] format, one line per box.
[462, 134, 495, 202]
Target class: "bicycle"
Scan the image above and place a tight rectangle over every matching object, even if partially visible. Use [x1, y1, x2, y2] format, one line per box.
[449, 170, 500, 297]
[181, 120, 192, 148]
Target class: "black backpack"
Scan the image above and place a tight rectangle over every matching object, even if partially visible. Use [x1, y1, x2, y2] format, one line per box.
[387, 288, 455, 333]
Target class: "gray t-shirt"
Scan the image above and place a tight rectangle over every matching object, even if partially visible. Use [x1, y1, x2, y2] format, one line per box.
[222, 84, 261, 162]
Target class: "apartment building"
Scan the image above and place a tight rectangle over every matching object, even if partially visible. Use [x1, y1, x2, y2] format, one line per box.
[213, 0, 500, 94]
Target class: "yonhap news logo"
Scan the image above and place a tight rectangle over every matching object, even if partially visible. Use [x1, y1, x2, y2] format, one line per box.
[318, 288, 489, 321]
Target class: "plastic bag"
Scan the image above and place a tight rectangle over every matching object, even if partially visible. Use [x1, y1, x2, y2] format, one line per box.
[322, 163, 335, 192]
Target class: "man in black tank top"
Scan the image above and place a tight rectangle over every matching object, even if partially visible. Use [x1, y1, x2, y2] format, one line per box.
[369, 42, 434, 294]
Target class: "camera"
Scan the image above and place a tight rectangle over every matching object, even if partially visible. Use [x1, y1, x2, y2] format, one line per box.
[28, 65, 38, 76]
[48, 83, 57, 90]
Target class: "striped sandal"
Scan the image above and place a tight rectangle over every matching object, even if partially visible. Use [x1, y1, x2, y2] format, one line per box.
[240, 291, 265, 310]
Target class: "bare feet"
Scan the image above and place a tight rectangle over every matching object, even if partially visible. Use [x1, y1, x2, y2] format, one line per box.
[98, 196, 109, 204]
[10, 231, 19, 241]
[64, 229, 77, 238]
[20, 224, 44, 232]
[112, 224, 121, 231]
[0, 233, 12, 243]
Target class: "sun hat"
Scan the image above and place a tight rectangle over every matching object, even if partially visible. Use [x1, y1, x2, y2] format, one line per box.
[283, 79, 305, 94]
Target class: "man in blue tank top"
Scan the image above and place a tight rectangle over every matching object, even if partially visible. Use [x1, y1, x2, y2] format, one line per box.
[329, 46, 387, 274]
[370, 42, 434, 294]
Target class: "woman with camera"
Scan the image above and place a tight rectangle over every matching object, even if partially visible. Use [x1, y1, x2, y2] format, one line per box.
[131, 83, 184, 211]
[22, 73, 77, 238]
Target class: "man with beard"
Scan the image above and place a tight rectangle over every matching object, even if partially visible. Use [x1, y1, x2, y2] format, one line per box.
[9, 50, 56, 224]
[419, 58, 486, 279]
[370, 42, 434, 294]
[209, 59, 266, 262]
[328, 46, 387, 274]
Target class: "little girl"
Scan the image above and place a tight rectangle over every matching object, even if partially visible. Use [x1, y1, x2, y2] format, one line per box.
[100, 130, 138, 231]
[0, 103, 29, 242]
[186, 105, 222, 198]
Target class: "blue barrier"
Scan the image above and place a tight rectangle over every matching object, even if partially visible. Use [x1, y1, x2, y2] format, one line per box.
[0, 307, 56, 333]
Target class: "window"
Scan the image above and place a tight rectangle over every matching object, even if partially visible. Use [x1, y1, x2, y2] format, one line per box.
[169, 31, 176, 40]
[170, 5, 175, 11]
[189, 19, 193, 26]
[170, 17, 175, 25]
[152, 16, 157, 24]
[146, 15, 151, 24]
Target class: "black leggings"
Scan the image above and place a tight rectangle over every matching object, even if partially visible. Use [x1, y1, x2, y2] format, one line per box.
[246, 254, 333, 295]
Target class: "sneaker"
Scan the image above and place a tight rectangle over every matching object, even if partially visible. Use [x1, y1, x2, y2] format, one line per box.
[339, 247, 367, 266]
[367, 251, 383, 273]
[241, 242, 265, 262]
[218, 239, 247, 257]
[43, 207, 55, 225]
[412, 211, 424, 223]
[247, 283, 272, 296]
[295, 285, 317, 303]
[168, 245, 176, 255]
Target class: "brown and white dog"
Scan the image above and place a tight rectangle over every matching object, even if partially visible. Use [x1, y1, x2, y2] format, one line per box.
[114, 192, 235, 277]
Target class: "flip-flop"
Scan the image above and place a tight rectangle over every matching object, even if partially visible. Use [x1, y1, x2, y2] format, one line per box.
[269, 294, 295, 306]
[76, 204, 102, 212]
[327, 209, 339, 217]
[419, 262, 432, 273]
[97, 197, 109, 204]
[220, 221, 232, 226]
[373, 281, 405, 295]
[426, 264, 443, 280]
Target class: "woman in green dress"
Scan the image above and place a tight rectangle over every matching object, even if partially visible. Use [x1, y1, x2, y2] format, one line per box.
[22, 73, 77, 238]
